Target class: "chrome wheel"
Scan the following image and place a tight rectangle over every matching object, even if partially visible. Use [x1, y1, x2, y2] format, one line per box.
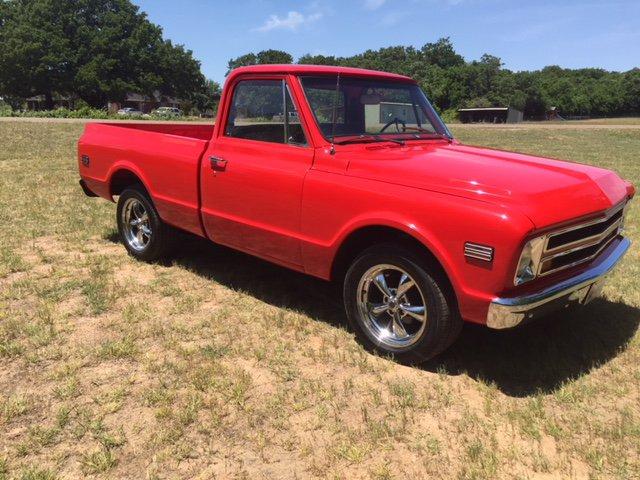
[356, 264, 428, 349]
[121, 198, 152, 251]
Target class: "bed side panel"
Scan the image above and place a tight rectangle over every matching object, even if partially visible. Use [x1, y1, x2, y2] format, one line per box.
[78, 123, 209, 236]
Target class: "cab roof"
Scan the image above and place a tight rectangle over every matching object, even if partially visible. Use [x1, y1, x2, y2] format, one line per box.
[227, 64, 415, 83]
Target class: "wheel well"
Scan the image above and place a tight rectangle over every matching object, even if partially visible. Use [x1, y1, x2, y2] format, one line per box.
[331, 226, 456, 299]
[109, 169, 147, 198]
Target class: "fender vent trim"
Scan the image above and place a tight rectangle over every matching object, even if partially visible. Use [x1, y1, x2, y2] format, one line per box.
[464, 242, 494, 262]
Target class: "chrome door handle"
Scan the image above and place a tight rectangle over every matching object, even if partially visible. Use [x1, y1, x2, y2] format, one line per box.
[210, 156, 227, 171]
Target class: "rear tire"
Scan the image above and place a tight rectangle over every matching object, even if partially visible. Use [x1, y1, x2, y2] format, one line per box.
[343, 244, 462, 364]
[116, 186, 174, 262]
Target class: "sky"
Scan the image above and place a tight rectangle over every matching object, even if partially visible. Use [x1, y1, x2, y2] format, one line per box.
[132, 0, 640, 83]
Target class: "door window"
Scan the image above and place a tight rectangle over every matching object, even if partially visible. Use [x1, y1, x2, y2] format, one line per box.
[225, 79, 306, 145]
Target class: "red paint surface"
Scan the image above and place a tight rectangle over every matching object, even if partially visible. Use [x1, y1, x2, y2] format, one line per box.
[78, 64, 634, 324]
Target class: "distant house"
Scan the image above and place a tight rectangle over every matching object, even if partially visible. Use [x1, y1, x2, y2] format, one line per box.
[25, 91, 183, 112]
[25, 94, 75, 110]
[458, 107, 523, 124]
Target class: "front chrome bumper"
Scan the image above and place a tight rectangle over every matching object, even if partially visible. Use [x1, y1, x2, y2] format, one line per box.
[487, 237, 631, 329]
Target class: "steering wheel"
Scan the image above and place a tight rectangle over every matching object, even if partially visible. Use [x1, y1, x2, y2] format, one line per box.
[380, 117, 406, 133]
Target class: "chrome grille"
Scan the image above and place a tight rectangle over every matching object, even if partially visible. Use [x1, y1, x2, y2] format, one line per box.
[464, 242, 494, 262]
[538, 202, 626, 277]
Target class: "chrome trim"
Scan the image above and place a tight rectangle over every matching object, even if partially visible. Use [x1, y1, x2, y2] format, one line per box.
[513, 235, 545, 286]
[538, 229, 619, 276]
[356, 264, 428, 349]
[488, 237, 630, 329]
[620, 202, 631, 234]
[544, 201, 625, 251]
[121, 198, 152, 252]
[464, 242, 494, 262]
[527, 201, 627, 279]
[543, 217, 622, 256]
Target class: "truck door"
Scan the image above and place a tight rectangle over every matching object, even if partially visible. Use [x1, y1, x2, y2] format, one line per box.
[200, 75, 313, 268]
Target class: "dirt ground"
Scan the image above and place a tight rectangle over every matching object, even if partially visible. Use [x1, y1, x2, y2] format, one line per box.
[0, 121, 638, 479]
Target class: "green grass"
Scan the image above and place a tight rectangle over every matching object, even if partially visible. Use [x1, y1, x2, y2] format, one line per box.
[562, 117, 640, 125]
[0, 120, 638, 479]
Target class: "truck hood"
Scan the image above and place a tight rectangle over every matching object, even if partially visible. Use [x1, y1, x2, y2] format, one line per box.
[345, 141, 629, 229]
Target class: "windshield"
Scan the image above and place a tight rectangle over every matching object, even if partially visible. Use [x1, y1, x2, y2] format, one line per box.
[300, 76, 451, 143]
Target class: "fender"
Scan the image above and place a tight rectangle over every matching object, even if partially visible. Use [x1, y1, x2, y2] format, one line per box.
[305, 212, 463, 295]
[106, 161, 205, 237]
[106, 160, 154, 201]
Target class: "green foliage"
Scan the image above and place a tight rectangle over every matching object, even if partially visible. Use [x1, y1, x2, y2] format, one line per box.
[1, 0, 636, 122]
[0, 0, 209, 110]
[239, 38, 640, 119]
[226, 49, 293, 75]
[440, 108, 459, 124]
[0, 108, 203, 120]
[188, 79, 221, 114]
[3, 107, 109, 119]
[0, 101, 11, 116]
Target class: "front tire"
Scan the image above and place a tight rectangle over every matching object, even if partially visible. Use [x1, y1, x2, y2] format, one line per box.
[116, 187, 174, 262]
[343, 244, 462, 364]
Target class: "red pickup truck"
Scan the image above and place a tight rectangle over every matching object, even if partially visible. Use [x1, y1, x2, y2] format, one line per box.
[78, 64, 634, 363]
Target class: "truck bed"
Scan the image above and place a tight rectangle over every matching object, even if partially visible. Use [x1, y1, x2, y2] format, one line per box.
[101, 122, 214, 140]
[78, 122, 214, 236]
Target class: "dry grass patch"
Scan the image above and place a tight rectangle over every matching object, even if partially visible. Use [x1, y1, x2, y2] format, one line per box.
[0, 121, 638, 478]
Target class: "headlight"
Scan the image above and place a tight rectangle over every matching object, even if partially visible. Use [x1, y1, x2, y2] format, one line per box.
[514, 235, 546, 285]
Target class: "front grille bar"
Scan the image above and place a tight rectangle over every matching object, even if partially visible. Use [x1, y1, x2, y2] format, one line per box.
[538, 202, 626, 277]
[545, 208, 624, 253]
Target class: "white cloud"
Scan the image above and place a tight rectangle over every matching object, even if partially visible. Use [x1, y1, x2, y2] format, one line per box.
[256, 11, 323, 32]
[364, 0, 386, 10]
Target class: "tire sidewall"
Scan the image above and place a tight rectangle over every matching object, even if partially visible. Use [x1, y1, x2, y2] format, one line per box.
[343, 246, 451, 364]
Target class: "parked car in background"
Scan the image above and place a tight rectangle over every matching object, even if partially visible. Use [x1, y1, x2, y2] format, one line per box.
[78, 64, 634, 364]
[151, 107, 182, 117]
[117, 107, 144, 116]
[272, 111, 300, 123]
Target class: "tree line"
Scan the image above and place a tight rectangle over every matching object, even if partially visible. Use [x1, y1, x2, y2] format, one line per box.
[1, 0, 637, 119]
[0, 0, 219, 113]
[228, 42, 639, 119]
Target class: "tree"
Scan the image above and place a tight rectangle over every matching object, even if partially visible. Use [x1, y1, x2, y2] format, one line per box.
[231, 41, 640, 118]
[191, 79, 221, 113]
[2, 12, 635, 120]
[420, 38, 464, 68]
[256, 49, 293, 65]
[0, 0, 75, 108]
[623, 69, 640, 114]
[298, 53, 338, 65]
[0, 0, 207, 108]
[226, 53, 258, 74]
[226, 49, 292, 75]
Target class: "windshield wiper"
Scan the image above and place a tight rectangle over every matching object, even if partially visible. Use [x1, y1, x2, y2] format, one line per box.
[335, 134, 405, 146]
[402, 128, 453, 142]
